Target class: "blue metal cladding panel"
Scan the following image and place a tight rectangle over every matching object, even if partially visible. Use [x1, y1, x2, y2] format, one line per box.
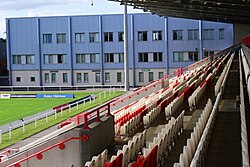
[7, 13, 234, 73]
[133, 14, 166, 69]
[39, 16, 71, 70]
[71, 15, 101, 70]
[167, 17, 233, 68]
[8, 18, 39, 70]
[102, 14, 129, 69]
[202, 21, 234, 51]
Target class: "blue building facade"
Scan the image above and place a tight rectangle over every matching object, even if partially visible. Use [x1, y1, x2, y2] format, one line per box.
[6, 13, 234, 86]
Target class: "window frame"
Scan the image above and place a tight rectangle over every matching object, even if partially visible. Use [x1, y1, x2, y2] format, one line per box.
[89, 32, 99, 43]
[56, 33, 66, 43]
[188, 29, 198, 40]
[104, 32, 113, 42]
[43, 34, 52, 44]
[75, 33, 85, 43]
[138, 31, 148, 41]
[152, 31, 163, 41]
[173, 30, 183, 40]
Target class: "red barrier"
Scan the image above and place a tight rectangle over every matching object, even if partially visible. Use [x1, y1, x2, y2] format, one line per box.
[53, 103, 69, 113]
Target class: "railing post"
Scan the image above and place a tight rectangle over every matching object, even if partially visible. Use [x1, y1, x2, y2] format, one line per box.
[35, 116, 37, 128]
[77, 102, 79, 110]
[22, 122, 25, 133]
[69, 105, 72, 113]
[54, 110, 57, 119]
[90, 97, 92, 104]
[84, 99, 86, 106]
[83, 114, 90, 130]
[96, 109, 102, 122]
[9, 127, 12, 139]
[46, 112, 48, 123]
[106, 103, 112, 116]
[77, 115, 81, 125]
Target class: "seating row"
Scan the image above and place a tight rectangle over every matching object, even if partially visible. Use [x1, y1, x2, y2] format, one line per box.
[239, 54, 250, 167]
[214, 53, 234, 96]
[107, 129, 147, 167]
[189, 93, 221, 167]
[114, 71, 194, 136]
[143, 104, 161, 127]
[240, 49, 250, 104]
[174, 99, 213, 167]
[141, 111, 185, 167]
[84, 149, 108, 167]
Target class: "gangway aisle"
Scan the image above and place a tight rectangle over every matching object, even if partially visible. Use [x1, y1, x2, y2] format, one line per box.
[205, 53, 241, 167]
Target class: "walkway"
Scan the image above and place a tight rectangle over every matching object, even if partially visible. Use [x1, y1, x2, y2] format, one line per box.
[204, 53, 241, 167]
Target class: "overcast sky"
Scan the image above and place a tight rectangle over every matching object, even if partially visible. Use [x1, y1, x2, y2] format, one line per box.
[0, 0, 143, 38]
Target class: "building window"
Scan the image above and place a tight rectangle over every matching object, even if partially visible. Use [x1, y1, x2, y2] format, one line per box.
[173, 30, 183, 40]
[13, 55, 34, 64]
[139, 72, 144, 82]
[118, 32, 124, 42]
[153, 52, 163, 62]
[158, 72, 164, 79]
[152, 31, 162, 41]
[219, 29, 225, 40]
[105, 53, 114, 63]
[95, 73, 100, 83]
[26, 55, 35, 64]
[104, 32, 113, 42]
[51, 73, 56, 83]
[83, 73, 89, 83]
[75, 33, 84, 43]
[149, 72, 154, 82]
[139, 52, 163, 62]
[77, 73, 82, 83]
[138, 31, 147, 41]
[188, 52, 199, 61]
[139, 53, 148, 62]
[44, 54, 65, 64]
[76, 54, 85, 63]
[16, 77, 21, 82]
[63, 73, 68, 83]
[43, 34, 52, 44]
[105, 53, 124, 63]
[173, 52, 186, 62]
[45, 73, 50, 83]
[13, 55, 21, 64]
[89, 32, 99, 43]
[105, 72, 110, 83]
[188, 29, 198, 40]
[76, 54, 99, 63]
[30, 77, 35, 82]
[203, 29, 214, 40]
[117, 72, 122, 83]
[90, 54, 100, 63]
[204, 51, 214, 58]
[56, 33, 66, 43]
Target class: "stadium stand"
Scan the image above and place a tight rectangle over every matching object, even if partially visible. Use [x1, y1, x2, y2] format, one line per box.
[2, 41, 250, 167]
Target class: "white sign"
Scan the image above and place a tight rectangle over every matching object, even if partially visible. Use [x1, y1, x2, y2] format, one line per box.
[0, 94, 11, 99]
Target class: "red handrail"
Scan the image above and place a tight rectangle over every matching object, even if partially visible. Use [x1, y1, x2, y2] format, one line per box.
[7, 135, 89, 167]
